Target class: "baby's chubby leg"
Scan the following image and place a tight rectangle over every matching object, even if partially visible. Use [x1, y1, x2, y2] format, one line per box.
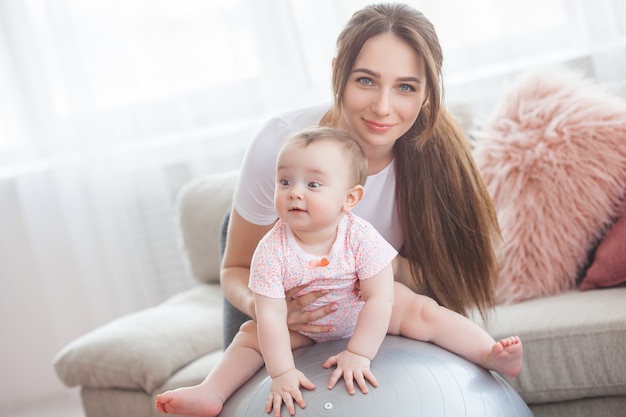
[155, 320, 264, 417]
[388, 282, 523, 378]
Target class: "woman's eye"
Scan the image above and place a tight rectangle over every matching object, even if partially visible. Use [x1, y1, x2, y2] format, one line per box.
[399, 83, 415, 92]
[307, 181, 321, 189]
[357, 77, 373, 86]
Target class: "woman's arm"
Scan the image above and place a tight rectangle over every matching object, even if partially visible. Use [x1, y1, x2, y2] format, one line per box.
[220, 208, 272, 319]
[220, 208, 339, 330]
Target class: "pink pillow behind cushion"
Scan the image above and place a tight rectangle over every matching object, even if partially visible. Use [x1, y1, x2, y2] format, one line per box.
[579, 198, 626, 291]
[474, 68, 626, 304]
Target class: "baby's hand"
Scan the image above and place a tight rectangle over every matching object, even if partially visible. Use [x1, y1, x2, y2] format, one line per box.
[322, 350, 377, 394]
[266, 368, 315, 417]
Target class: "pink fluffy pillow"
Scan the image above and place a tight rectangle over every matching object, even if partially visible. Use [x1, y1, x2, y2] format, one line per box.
[579, 198, 626, 291]
[473, 68, 626, 304]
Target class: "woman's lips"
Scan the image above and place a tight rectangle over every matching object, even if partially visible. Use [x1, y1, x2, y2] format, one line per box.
[363, 118, 394, 133]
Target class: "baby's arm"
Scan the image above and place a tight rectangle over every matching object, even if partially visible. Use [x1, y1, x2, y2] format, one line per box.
[323, 263, 394, 394]
[255, 294, 314, 417]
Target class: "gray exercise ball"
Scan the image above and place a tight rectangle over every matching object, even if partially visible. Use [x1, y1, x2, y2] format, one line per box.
[220, 335, 534, 416]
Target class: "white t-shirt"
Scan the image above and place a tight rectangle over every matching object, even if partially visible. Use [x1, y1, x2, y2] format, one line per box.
[233, 104, 403, 250]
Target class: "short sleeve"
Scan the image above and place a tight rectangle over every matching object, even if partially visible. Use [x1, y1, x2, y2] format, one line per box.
[249, 229, 287, 299]
[349, 215, 398, 280]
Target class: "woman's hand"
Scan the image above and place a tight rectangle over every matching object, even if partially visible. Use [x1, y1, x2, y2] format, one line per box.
[285, 284, 337, 334]
[322, 350, 377, 394]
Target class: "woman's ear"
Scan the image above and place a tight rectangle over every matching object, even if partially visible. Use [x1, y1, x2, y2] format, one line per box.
[342, 184, 364, 212]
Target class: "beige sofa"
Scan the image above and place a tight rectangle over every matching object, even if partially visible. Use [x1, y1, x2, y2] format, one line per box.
[53, 168, 626, 417]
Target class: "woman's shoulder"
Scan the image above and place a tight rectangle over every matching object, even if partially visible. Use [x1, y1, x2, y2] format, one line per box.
[278, 102, 330, 123]
[262, 103, 330, 136]
[245, 103, 329, 155]
[234, 103, 331, 226]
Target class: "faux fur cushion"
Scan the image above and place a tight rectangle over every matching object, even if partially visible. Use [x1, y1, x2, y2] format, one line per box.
[473, 68, 626, 304]
[579, 198, 626, 291]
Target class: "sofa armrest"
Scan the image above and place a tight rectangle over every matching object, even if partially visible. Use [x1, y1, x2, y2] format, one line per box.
[477, 287, 626, 404]
[177, 170, 239, 285]
[53, 285, 223, 393]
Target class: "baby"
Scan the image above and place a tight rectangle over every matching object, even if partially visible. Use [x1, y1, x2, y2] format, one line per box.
[156, 127, 522, 417]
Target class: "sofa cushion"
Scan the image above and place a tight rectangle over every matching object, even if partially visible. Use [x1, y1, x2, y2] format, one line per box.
[579, 198, 626, 290]
[481, 287, 626, 404]
[81, 387, 154, 417]
[53, 285, 223, 393]
[474, 68, 626, 304]
[176, 171, 238, 284]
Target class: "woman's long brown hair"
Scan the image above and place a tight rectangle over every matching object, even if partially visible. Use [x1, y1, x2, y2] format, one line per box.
[331, 3, 500, 319]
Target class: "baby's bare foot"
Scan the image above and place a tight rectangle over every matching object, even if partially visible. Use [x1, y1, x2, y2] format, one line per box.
[489, 336, 523, 378]
[155, 385, 223, 417]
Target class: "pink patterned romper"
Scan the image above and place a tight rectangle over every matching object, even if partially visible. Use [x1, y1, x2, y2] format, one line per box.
[249, 212, 398, 343]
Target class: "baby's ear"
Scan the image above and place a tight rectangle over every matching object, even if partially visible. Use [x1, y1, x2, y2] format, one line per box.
[343, 185, 364, 212]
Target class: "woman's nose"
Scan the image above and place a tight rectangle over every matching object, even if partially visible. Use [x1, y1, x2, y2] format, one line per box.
[372, 89, 392, 116]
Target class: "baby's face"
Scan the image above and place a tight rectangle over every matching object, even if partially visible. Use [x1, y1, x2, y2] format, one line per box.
[275, 140, 353, 232]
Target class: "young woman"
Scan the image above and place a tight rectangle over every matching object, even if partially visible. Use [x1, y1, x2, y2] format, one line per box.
[220, 2, 500, 346]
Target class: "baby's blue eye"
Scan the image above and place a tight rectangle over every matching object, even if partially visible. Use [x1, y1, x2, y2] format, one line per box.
[307, 181, 321, 189]
[280, 178, 291, 186]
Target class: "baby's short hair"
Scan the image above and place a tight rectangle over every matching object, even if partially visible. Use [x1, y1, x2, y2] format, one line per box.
[286, 127, 368, 186]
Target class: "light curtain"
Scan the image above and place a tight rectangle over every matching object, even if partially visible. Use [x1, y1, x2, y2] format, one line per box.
[1, 0, 625, 409]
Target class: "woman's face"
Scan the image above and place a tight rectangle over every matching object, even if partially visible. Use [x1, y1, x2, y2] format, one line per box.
[339, 33, 427, 161]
